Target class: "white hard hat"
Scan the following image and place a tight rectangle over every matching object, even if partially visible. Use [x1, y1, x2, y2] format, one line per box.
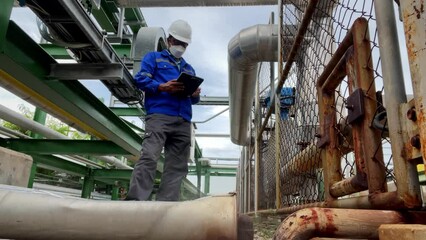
[168, 19, 192, 44]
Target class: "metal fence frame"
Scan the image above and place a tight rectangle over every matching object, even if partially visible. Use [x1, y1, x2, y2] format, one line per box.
[236, 0, 425, 216]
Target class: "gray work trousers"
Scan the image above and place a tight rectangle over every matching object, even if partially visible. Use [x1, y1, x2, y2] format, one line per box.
[127, 114, 191, 201]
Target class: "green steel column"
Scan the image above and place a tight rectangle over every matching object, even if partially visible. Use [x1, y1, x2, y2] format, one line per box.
[30, 108, 47, 139]
[111, 185, 119, 200]
[81, 170, 95, 199]
[0, 0, 13, 51]
[27, 162, 37, 188]
[27, 108, 47, 186]
[195, 157, 202, 197]
[204, 167, 211, 194]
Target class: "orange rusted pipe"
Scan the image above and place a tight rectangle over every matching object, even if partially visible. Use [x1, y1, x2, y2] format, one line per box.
[273, 207, 404, 240]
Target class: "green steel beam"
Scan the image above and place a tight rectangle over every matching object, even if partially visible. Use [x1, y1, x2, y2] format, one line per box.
[188, 171, 236, 177]
[110, 107, 144, 116]
[209, 173, 236, 177]
[122, 119, 145, 134]
[39, 43, 132, 60]
[124, 8, 147, 34]
[112, 44, 132, 59]
[188, 166, 237, 174]
[0, 0, 13, 50]
[0, 139, 130, 155]
[38, 44, 72, 59]
[92, 169, 132, 180]
[0, 22, 142, 156]
[91, 3, 116, 32]
[33, 155, 89, 177]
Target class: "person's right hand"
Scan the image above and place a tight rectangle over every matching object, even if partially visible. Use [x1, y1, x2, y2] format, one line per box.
[158, 80, 184, 94]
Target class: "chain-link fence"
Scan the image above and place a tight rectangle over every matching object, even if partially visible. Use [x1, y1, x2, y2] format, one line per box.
[237, 0, 424, 213]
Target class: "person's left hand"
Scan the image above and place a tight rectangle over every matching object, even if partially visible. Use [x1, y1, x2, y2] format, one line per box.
[192, 88, 201, 97]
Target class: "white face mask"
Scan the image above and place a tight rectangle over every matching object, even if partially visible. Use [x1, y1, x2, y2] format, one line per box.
[169, 45, 186, 58]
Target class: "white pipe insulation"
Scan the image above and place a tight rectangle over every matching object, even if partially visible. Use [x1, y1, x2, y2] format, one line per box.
[228, 24, 278, 145]
[0, 185, 238, 240]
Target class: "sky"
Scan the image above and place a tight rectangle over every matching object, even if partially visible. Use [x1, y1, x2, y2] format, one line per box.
[3, 4, 278, 194]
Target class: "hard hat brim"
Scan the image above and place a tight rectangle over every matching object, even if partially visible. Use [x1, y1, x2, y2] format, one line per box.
[169, 32, 191, 44]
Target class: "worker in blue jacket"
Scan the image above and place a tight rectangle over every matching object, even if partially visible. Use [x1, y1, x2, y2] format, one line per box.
[126, 19, 201, 201]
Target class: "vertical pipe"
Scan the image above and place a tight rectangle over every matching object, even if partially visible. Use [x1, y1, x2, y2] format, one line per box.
[117, 7, 125, 41]
[375, 0, 422, 207]
[237, 160, 242, 212]
[240, 149, 245, 212]
[195, 157, 202, 197]
[254, 65, 261, 214]
[204, 167, 210, 194]
[247, 146, 251, 212]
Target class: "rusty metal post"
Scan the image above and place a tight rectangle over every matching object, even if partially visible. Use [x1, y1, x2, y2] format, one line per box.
[377, 0, 422, 208]
[315, 18, 356, 202]
[274, 207, 405, 240]
[400, 0, 426, 174]
[316, 88, 341, 201]
[350, 18, 387, 194]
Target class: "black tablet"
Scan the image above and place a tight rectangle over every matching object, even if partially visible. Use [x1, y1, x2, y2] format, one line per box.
[176, 72, 204, 96]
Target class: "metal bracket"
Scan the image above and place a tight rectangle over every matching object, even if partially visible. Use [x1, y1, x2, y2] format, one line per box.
[347, 88, 365, 124]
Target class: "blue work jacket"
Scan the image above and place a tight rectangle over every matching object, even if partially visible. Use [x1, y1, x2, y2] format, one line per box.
[134, 49, 200, 122]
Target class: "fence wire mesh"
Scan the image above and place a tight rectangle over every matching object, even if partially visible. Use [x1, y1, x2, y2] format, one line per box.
[237, 0, 401, 212]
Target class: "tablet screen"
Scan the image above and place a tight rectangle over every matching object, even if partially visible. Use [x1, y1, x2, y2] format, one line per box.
[176, 72, 204, 96]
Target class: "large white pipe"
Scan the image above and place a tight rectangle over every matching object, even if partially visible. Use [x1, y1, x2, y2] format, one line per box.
[228, 24, 278, 145]
[0, 185, 238, 240]
[0, 104, 131, 169]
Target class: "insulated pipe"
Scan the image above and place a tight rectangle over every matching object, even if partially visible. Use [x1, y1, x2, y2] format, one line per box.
[0, 185, 238, 240]
[274, 207, 405, 240]
[0, 104, 131, 169]
[228, 24, 278, 145]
